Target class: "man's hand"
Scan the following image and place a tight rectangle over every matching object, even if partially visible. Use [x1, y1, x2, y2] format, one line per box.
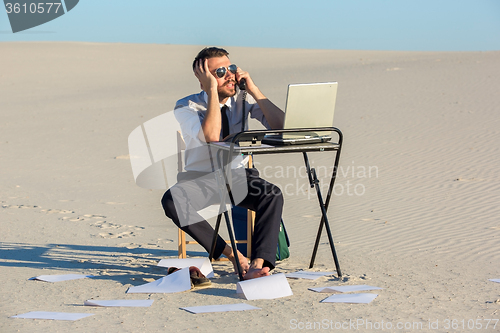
[235, 67, 258, 96]
[236, 66, 285, 130]
[195, 58, 222, 142]
[194, 59, 218, 94]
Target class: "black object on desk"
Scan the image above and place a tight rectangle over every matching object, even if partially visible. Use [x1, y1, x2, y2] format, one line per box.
[222, 132, 265, 147]
[208, 127, 343, 281]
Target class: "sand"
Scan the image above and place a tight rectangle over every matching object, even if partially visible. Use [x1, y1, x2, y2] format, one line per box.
[1, 42, 499, 332]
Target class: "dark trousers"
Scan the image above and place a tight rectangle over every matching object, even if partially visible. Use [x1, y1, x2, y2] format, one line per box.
[161, 168, 283, 269]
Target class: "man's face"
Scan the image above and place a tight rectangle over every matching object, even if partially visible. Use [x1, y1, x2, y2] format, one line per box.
[206, 56, 236, 101]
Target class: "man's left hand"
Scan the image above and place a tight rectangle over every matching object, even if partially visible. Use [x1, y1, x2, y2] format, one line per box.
[235, 67, 259, 96]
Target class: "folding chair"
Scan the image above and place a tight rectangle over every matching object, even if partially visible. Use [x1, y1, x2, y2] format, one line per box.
[176, 131, 255, 259]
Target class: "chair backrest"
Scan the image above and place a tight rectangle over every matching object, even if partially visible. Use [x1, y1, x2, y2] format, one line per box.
[128, 111, 180, 189]
[177, 130, 186, 173]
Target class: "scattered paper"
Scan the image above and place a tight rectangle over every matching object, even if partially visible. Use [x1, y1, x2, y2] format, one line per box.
[11, 311, 94, 321]
[310, 285, 382, 293]
[84, 300, 153, 307]
[127, 268, 191, 294]
[181, 303, 260, 314]
[29, 274, 94, 283]
[285, 271, 336, 280]
[321, 293, 378, 304]
[489, 279, 500, 283]
[236, 273, 293, 300]
[157, 258, 214, 278]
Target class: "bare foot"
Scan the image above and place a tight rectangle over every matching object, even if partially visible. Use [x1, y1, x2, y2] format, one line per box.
[223, 245, 249, 275]
[243, 266, 270, 280]
[243, 258, 270, 280]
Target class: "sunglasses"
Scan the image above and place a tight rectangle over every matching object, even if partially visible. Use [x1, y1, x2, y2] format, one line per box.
[214, 64, 238, 78]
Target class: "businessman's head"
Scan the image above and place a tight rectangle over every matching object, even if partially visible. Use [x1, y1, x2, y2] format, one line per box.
[193, 47, 237, 101]
[192, 47, 229, 70]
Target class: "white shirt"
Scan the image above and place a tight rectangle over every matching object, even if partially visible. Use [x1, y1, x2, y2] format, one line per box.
[174, 90, 270, 172]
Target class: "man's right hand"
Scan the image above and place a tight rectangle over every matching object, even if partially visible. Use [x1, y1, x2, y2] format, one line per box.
[194, 59, 218, 94]
[195, 58, 222, 142]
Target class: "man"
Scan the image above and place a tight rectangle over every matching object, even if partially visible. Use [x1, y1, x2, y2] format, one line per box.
[161, 47, 285, 280]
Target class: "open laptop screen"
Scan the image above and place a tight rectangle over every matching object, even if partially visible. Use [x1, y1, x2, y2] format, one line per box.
[284, 82, 338, 133]
[262, 82, 338, 145]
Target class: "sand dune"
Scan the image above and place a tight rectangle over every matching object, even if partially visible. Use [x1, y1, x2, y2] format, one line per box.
[1, 42, 499, 332]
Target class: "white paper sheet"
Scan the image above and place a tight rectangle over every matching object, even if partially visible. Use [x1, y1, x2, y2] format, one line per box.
[127, 268, 191, 293]
[181, 303, 260, 314]
[310, 285, 382, 293]
[236, 273, 293, 300]
[84, 300, 154, 307]
[285, 271, 336, 280]
[489, 279, 500, 283]
[29, 274, 94, 283]
[11, 311, 94, 321]
[157, 258, 214, 278]
[321, 293, 378, 304]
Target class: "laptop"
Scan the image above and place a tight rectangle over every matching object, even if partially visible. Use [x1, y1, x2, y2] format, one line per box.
[262, 82, 338, 146]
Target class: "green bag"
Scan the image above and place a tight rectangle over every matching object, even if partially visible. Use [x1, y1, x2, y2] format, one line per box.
[231, 207, 290, 260]
[276, 220, 290, 261]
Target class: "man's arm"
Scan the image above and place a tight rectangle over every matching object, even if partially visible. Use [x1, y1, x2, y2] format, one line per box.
[194, 59, 222, 142]
[236, 69, 285, 130]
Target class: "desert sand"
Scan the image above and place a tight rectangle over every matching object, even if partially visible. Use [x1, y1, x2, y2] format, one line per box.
[1, 42, 499, 332]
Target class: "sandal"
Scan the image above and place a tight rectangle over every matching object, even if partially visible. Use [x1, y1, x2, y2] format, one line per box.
[166, 266, 211, 289]
[167, 267, 181, 275]
[189, 266, 211, 288]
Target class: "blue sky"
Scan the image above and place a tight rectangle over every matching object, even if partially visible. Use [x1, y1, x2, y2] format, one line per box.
[1, 0, 499, 51]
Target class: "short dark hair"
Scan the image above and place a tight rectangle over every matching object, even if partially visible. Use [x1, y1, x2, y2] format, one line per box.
[192, 47, 229, 70]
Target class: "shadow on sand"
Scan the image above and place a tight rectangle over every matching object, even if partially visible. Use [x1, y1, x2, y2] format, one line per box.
[0, 242, 208, 285]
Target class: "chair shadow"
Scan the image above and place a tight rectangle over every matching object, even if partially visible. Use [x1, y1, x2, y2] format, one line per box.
[0, 242, 207, 285]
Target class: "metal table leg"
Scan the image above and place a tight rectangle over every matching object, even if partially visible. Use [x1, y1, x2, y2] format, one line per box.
[208, 151, 245, 281]
[303, 152, 342, 278]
